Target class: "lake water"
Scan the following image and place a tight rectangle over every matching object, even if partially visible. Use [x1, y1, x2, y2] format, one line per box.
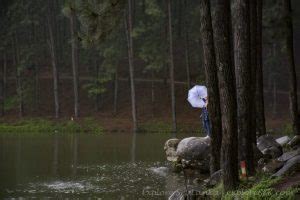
[0, 132, 197, 199]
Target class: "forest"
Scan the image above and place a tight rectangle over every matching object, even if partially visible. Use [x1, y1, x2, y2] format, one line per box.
[0, 0, 300, 199]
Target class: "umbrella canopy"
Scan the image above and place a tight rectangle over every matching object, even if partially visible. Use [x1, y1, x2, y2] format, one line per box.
[187, 85, 208, 108]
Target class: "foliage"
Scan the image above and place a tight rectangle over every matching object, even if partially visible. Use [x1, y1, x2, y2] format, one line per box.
[281, 123, 293, 136]
[133, 0, 167, 73]
[206, 177, 299, 200]
[0, 118, 104, 134]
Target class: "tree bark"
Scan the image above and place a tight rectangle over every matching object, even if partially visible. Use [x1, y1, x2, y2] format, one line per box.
[13, 32, 24, 117]
[95, 58, 100, 111]
[151, 70, 155, 118]
[47, 0, 60, 119]
[113, 68, 118, 116]
[255, 0, 266, 137]
[167, 0, 177, 134]
[233, 0, 255, 175]
[184, 0, 191, 89]
[125, 0, 138, 132]
[70, 8, 80, 118]
[250, 0, 257, 145]
[283, 0, 300, 135]
[0, 53, 7, 116]
[212, 0, 239, 190]
[199, 0, 222, 175]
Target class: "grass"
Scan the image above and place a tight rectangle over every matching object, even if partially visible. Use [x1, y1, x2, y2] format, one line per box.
[0, 118, 104, 134]
[205, 176, 299, 200]
[139, 119, 203, 134]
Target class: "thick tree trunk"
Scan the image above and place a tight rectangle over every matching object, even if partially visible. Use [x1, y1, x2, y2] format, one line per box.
[250, 0, 257, 145]
[283, 0, 300, 135]
[233, 0, 255, 175]
[47, 0, 60, 119]
[212, 0, 239, 190]
[255, 0, 266, 137]
[199, 0, 222, 175]
[184, 0, 191, 89]
[70, 9, 80, 118]
[125, 0, 138, 132]
[167, 0, 177, 134]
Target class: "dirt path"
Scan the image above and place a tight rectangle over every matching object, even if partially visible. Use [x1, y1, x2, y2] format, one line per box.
[273, 172, 300, 191]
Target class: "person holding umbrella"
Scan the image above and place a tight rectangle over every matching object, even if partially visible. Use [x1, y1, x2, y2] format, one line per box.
[187, 85, 211, 137]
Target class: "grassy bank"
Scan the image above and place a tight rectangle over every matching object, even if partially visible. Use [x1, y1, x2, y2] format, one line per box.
[139, 120, 203, 134]
[0, 118, 104, 134]
[205, 177, 299, 200]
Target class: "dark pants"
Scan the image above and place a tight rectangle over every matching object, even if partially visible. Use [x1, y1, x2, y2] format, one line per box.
[201, 108, 211, 136]
[203, 119, 211, 137]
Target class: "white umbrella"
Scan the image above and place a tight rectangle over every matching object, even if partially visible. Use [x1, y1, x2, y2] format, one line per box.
[187, 85, 207, 108]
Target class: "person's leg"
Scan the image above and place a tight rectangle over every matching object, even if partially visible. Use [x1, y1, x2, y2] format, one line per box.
[204, 120, 211, 137]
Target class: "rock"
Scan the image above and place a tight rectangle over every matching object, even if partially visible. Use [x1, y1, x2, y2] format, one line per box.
[276, 136, 291, 146]
[176, 137, 210, 161]
[253, 144, 264, 161]
[203, 169, 223, 187]
[149, 167, 169, 177]
[288, 135, 300, 149]
[164, 138, 180, 162]
[257, 135, 283, 158]
[262, 159, 284, 173]
[272, 155, 300, 177]
[168, 186, 202, 200]
[277, 148, 300, 162]
[176, 137, 210, 172]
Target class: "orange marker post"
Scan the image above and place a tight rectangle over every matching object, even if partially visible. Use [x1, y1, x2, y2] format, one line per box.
[240, 161, 247, 178]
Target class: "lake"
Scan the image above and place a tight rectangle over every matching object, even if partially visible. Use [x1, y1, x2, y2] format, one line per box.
[0, 132, 197, 199]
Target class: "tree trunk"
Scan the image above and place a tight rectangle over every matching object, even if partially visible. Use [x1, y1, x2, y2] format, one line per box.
[199, 0, 222, 175]
[14, 32, 24, 118]
[94, 58, 100, 111]
[33, 24, 39, 112]
[233, 0, 254, 175]
[0, 53, 7, 116]
[151, 70, 155, 118]
[283, 0, 300, 135]
[113, 68, 118, 116]
[70, 8, 80, 118]
[167, 0, 177, 134]
[212, 0, 239, 190]
[47, 0, 60, 119]
[272, 79, 277, 118]
[184, 0, 191, 89]
[250, 0, 257, 145]
[125, 0, 138, 132]
[255, 0, 266, 137]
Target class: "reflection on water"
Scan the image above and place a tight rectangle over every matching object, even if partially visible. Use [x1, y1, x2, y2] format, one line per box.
[0, 132, 195, 199]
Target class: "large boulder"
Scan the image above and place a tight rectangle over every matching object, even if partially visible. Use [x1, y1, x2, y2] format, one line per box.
[176, 137, 210, 171]
[257, 135, 283, 158]
[276, 136, 291, 147]
[262, 159, 284, 173]
[277, 148, 300, 162]
[176, 137, 210, 161]
[272, 155, 300, 177]
[164, 137, 210, 172]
